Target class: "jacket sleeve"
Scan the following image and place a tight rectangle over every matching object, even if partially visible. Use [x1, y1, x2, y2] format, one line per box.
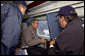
[48, 33, 72, 55]
[24, 29, 41, 46]
[1, 6, 21, 48]
[48, 43, 62, 55]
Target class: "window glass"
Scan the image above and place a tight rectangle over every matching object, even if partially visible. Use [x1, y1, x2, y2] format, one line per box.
[37, 20, 50, 38]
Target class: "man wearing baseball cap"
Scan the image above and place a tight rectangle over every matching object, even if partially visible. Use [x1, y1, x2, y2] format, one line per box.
[1, 1, 27, 55]
[48, 6, 84, 55]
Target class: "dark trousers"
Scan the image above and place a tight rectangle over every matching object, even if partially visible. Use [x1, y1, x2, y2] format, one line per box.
[25, 46, 47, 55]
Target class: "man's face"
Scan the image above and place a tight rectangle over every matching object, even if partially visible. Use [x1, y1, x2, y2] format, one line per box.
[19, 4, 27, 15]
[58, 16, 67, 28]
[32, 20, 39, 29]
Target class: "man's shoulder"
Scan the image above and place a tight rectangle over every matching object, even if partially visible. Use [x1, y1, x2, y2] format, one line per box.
[2, 4, 20, 14]
[27, 26, 33, 30]
[9, 4, 20, 12]
[1, 4, 10, 8]
[1, 4, 10, 14]
[61, 19, 83, 34]
[23, 26, 31, 32]
[2, 4, 16, 10]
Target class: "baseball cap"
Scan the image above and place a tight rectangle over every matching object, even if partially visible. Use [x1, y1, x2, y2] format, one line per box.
[14, 1, 27, 7]
[58, 5, 77, 16]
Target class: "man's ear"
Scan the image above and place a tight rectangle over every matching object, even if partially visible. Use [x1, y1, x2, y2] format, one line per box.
[62, 16, 65, 22]
[31, 22, 34, 25]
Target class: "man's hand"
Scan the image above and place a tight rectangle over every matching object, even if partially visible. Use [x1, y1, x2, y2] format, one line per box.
[41, 38, 46, 43]
[49, 40, 55, 45]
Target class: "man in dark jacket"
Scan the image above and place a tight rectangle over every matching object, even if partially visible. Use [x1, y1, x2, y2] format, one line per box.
[1, 1, 27, 55]
[48, 6, 84, 55]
